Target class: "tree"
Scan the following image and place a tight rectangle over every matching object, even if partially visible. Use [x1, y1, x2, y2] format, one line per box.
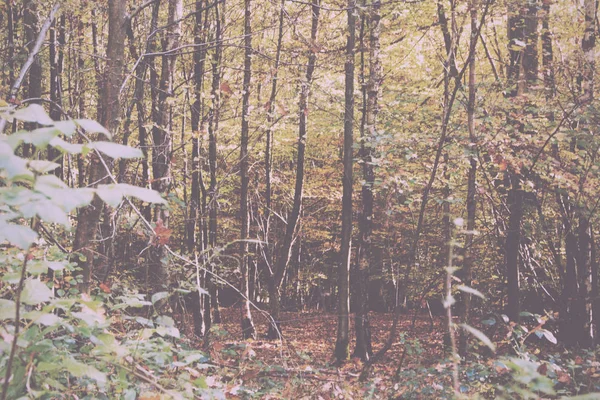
[504, 0, 538, 322]
[239, 0, 256, 340]
[459, 0, 478, 358]
[72, 0, 126, 294]
[353, 0, 381, 362]
[265, 0, 321, 340]
[335, 0, 356, 363]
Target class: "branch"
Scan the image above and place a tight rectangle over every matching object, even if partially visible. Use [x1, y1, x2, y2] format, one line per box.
[0, 3, 60, 133]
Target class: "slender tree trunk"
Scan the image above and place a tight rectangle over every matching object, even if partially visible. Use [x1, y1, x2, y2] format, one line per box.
[148, 0, 182, 293]
[23, 0, 41, 158]
[73, 0, 126, 294]
[263, 0, 285, 247]
[260, 0, 285, 333]
[506, 178, 523, 322]
[188, 0, 209, 336]
[582, 0, 597, 101]
[48, 15, 65, 178]
[504, 1, 537, 322]
[266, 0, 320, 340]
[591, 230, 598, 345]
[459, 0, 478, 358]
[239, 0, 257, 340]
[353, 0, 380, 362]
[335, 0, 356, 363]
[208, 0, 226, 325]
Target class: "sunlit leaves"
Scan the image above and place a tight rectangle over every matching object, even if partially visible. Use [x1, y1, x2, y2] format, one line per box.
[0, 222, 38, 249]
[90, 141, 143, 159]
[21, 279, 54, 305]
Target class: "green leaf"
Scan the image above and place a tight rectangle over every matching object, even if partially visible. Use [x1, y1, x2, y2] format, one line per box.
[116, 184, 167, 204]
[460, 323, 495, 352]
[0, 153, 33, 180]
[5, 128, 59, 149]
[540, 329, 557, 344]
[75, 119, 111, 138]
[12, 104, 53, 125]
[49, 136, 84, 154]
[193, 376, 208, 389]
[151, 291, 169, 305]
[20, 200, 70, 227]
[457, 285, 486, 300]
[96, 184, 166, 207]
[63, 358, 107, 385]
[47, 261, 68, 271]
[24, 311, 61, 326]
[0, 222, 38, 249]
[0, 299, 16, 319]
[28, 160, 61, 174]
[35, 174, 68, 189]
[91, 141, 143, 159]
[71, 306, 106, 326]
[95, 186, 124, 207]
[22, 279, 54, 305]
[53, 120, 77, 137]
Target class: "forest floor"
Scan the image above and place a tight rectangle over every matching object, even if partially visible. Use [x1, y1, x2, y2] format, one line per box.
[189, 307, 481, 399]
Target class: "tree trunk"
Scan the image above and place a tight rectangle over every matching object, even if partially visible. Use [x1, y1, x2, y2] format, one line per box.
[188, 0, 210, 336]
[504, 1, 537, 322]
[23, 0, 41, 158]
[206, 0, 225, 326]
[335, 0, 356, 363]
[459, 0, 478, 358]
[261, 0, 285, 336]
[505, 180, 523, 322]
[239, 0, 256, 340]
[48, 15, 65, 178]
[148, 0, 182, 293]
[266, 0, 320, 340]
[353, 0, 380, 362]
[73, 0, 126, 294]
[581, 0, 597, 101]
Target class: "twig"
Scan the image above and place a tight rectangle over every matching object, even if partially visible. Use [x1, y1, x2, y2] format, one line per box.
[1, 219, 35, 400]
[0, 3, 60, 133]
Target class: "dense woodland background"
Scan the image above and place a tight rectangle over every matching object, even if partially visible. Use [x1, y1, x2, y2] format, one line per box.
[1, 0, 600, 398]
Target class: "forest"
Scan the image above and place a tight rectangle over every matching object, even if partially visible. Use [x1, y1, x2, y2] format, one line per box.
[0, 0, 599, 398]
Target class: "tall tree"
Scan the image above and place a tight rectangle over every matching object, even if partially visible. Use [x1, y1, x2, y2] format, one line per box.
[459, 0, 478, 358]
[335, 0, 356, 363]
[239, 0, 256, 340]
[266, 0, 320, 340]
[353, 0, 381, 362]
[206, 0, 225, 326]
[23, 0, 41, 158]
[48, 15, 65, 178]
[73, 0, 126, 294]
[188, 0, 210, 336]
[505, 0, 538, 322]
[148, 0, 183, 289]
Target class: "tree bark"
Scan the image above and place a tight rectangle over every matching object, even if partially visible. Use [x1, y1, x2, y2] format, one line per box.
[48, 15, 65, 178]
[205, 0, 225, 326]
[266, 0, 320, 340]
[459, 0, 478, 358]
[239, 0, 257, 340]
[73, 0, 126, 294]
[188, 0, 210, 336]
[335, 0, 356, 364]
[353, 0, 380, 362]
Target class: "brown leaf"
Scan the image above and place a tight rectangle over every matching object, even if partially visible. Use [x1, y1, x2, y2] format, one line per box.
[537, 363, 548, 376]
[99, 282, 111, 294]
[557, 371, 571, 384]
[220, 81, 233, 96]
[154, 219, 172, 246]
